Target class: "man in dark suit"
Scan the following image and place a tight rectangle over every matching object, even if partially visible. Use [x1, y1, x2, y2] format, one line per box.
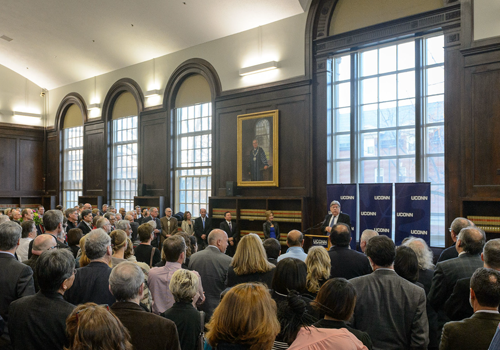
[25, 234, 58, 292]
[110, 262, 180, 350]
[428, 227, 485, 330]
[0, 221, 35, 348]
[445, 238, 500, 321]
[440, 268, 500, 350]
[65, 208, 79, 233]
[349, 235, 428, 350]
[64, 229, 116, 306]
[193, 208, 212, 250]
[437, 217, 473, 263]
[321, 200, 351, 234]
[77, 209, 93, 235]
[144, 207, 162, 248]
[189, 229, 232, 321]
[219, 211, 238, 257]
[9, 249, 76, 350]
[28, 210, 68, 261]
[328, 223, 371, 280]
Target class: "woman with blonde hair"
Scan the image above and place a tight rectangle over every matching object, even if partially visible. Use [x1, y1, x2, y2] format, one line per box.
[65, 303, 133, 350]
[263, 210, 280, 239]
[206, 283, 280, 350]
[305, 246, 331, 296]
[226, 233, 275, 288]
[77, 235, 91, 268]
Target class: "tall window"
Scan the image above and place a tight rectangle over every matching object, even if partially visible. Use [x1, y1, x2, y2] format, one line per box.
[112, 116, 138, 211]
[63, 126, 83, 209]
[327, 34, 445, 246]
[175, 102, 212, 214]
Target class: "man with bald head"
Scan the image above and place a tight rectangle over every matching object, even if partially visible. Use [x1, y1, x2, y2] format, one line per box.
[277, 230, 307, 262]
[360, 229, 378, 253]
[24, 234, 58, 292]
[188, 229, 232, 321]
[429, 227, 485, 334]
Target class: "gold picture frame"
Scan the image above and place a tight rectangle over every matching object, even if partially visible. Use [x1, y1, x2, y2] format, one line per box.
[237, 110, 279, 187]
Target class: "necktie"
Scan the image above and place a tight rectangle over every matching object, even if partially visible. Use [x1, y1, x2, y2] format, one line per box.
[202, 218, 205, 230]
[330, 216, 336, 227]
[229, 221, 232, 231]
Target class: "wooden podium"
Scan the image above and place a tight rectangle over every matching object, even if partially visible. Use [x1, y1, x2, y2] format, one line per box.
[304, 234, 331, 252]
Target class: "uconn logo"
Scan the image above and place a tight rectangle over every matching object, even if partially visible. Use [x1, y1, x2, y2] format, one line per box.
[374, 196, 391, 200]
[397, 212, 414, 217]
[340, 196, 355, 200]
[411, 196, 428, 200]
[375, 228, 390, 233]
[313, 239, 328, 245]
[361, 212, 377, 216]
[411, 230, 428, 235]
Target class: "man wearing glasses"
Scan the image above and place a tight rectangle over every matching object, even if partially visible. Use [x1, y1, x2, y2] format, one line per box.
[28, 210, 68, 260]
[437, 217, 475, 263]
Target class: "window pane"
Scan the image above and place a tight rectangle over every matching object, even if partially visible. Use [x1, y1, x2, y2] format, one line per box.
[361, 104, 377, 130]
[426, 36, 444, 65]
[426, 95, 444, 123]
[361, 78, 378, 104]
[361, 49, 378, 77]
[335, 83, 350, 108]
[426, 67, 444, 95]
[398, 71, 415, 99]
[336, 134, 350, 159]
[63, 126, 83, 209]
[336, 108, 351, 133]
[361, 133, 378, 157]
[379, 74, 397, 102]
[379, 131, 396, 156]
[379, 102, 396, 128]
[379, 46, 397, 74]
[335, 55, 351, 81]
[398, 42, 415, 70]
[379, 159, 397, 182]
[398, 99, 415, 126]
[361, 160, 378, 182]
[398, 129, 415, 155]
[427, 126, 444, 153]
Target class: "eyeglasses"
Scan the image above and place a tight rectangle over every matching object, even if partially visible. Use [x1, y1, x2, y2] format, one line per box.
[75, 304, 109, 322]
[48, 245, 58, 250]
[448, 228, 452, 233]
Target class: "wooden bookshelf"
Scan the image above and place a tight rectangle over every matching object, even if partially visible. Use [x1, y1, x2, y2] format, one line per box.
[78, 196, 103, 210]
[134, 196, 166, 217]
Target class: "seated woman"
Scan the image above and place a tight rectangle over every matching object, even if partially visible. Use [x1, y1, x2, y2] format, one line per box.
[206, 283, 280, 350]
[181, 211, 194, 236]
[263, 210, 280, 239]
[311, 278, 372, 349]
[226, 233, 276, 288]
[66, 303, 133, 350]
[272, 258, 318, 344]
[162, 269, 202, 350]
[304, 246, 331, 297]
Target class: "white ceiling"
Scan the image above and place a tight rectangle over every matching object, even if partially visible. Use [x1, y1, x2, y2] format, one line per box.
[0, 0, 308, 90]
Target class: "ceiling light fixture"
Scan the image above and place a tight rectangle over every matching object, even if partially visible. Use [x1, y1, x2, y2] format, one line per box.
[13, 111, 42, 119]
[239, 61, 279, 76]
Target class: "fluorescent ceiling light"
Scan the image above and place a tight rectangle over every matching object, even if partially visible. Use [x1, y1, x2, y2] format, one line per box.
[87, 103, 101, 110]
[13, 111, 42, 119]
[239, 61, 279, 76]
[145, 89, 162, 97]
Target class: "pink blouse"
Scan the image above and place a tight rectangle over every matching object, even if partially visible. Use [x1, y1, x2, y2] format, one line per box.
[288, 327, 368, 350]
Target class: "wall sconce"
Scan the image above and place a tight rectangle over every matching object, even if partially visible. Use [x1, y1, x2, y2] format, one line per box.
[13, 111, 42, 119]
[145, 89, 162, 98]
[87, 103, 101, 110]
[239, 61, 280, 76]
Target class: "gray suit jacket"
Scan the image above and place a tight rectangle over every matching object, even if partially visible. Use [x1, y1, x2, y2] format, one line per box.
[188, 246, 232, 320]
[349, 269, 428, 350]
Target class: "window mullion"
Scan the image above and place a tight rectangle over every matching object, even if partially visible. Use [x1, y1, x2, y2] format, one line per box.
[350, 51, 358, 184]
[415, 38, 423, 182]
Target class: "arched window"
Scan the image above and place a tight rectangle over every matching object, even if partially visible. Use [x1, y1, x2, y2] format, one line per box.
[62, 104, 84, 209]
[111, 92, 139, 211]
[174, 74, 212, 214]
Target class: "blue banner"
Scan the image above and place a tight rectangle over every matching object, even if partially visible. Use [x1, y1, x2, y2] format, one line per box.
[326, 184, 357, 250]
[395, 183, 431, 246]
[359, 183, 393, 238]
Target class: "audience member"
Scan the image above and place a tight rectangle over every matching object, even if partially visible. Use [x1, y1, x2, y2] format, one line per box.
[64, 208, 79, 233]
[92, 214, 101, 229]
[181, 211, 194, 235]
[101, 203, 109, 215]
[77, 209, 93, 235]
[0, 215, 10, 225]
[110, 229, 132, 266]
[278, 230, 307, 262]
[394, 245, 420, 284]
[193, 208, 212, 250]
[0, 221, 35, 347]
[428, 227, 485, 330]
[109, 262, 180, 350]
[312, 278, 372, 349]
[144, 207, 161, 248]
[263, 210, 280, 239]
[77, 235, 91, 268]
[104, 212, 117, 231]
[116, 219, 133, 240]
[25, 234, 58, 291]
[349, 235, 428, 350]
[359, 229, 378, 253]
[28, 209, 67, 259]
[9, 249, 76, 350]
[20, 208, 34, 222]
[226, 233, 276, 288]
[96, 217, 112, 233]
[328, 223, 371, 280]
[305, 246, 331, 296]
[134, 223, 161, 267]
[67, 228, 84, 258]
[149, 235, 204, 314]
[220, 211, 238, 257]
[445, 238, 500, 321]
[18, 220, 36, 262]
[66, 303, 133, 350]
[10, 209, 22, 223]
[173, 231, 195, 268]
[440, 268, 500, 350]
[162, 269, 202, 350]
[403, 237, 435, 293]
[263, 237, 281, 265]
[124, 214, 140, 244]
[64, 229, 116, 305]
[437, 217, 472, 263]
[188, 229, 232, 321]
[206, 283, 280, 350]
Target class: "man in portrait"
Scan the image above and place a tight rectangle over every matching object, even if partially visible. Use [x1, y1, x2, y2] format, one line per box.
[248, 139, 268, 181]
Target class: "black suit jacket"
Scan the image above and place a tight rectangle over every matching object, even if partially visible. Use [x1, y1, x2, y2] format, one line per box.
[220, 220, 239, 256]
[193, 216, 212, 249]
[263, 221, 280, 239]
[64, 261, 116, 306]
[28, 234, 67, 259]
[321, 213, 351, 233]
[328, 246, 371, 280]
[444, 277, 474, 321]
[437, 243, 458, 263]
[0, 252, 35, 341]
[111, 302, 180, 350]
[142, 216, 162, 248]
[77, 220, 92, 235]
[130, 221, 139, 243]
[9, 291, 75, 350]
[162, 301, 200, 350]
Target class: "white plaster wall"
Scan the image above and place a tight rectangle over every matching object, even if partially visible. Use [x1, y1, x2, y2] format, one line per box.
[474, 0, 500, 41]
[0, 64, 45, 126]
[46, 12, 307, 127]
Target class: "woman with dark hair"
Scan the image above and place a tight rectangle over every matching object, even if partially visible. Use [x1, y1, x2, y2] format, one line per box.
[271, 258, 318, 345]
[67, 228, 84, 258]
[311, 278, 372, 349]
[206, 283, 280, 350]
[65, 303, 133, 350]
[181, 211, 194, 235]
[394, 245, 420, 284]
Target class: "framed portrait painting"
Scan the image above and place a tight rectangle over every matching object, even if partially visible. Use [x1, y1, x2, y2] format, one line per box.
[237, 110, 279, 187]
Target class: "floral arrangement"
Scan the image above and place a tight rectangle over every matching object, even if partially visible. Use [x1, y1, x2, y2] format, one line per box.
[33, 212, 43, 227]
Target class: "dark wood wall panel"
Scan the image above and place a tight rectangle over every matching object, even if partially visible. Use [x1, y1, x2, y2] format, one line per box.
[20, 139, 44, 191]
[45, 131, 59, 202]
[0, 137, 17, 192]
[84, 122, 107, 199]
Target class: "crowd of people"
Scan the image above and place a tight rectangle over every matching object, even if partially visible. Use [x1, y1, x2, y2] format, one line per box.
[1, 203, 500, 350]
